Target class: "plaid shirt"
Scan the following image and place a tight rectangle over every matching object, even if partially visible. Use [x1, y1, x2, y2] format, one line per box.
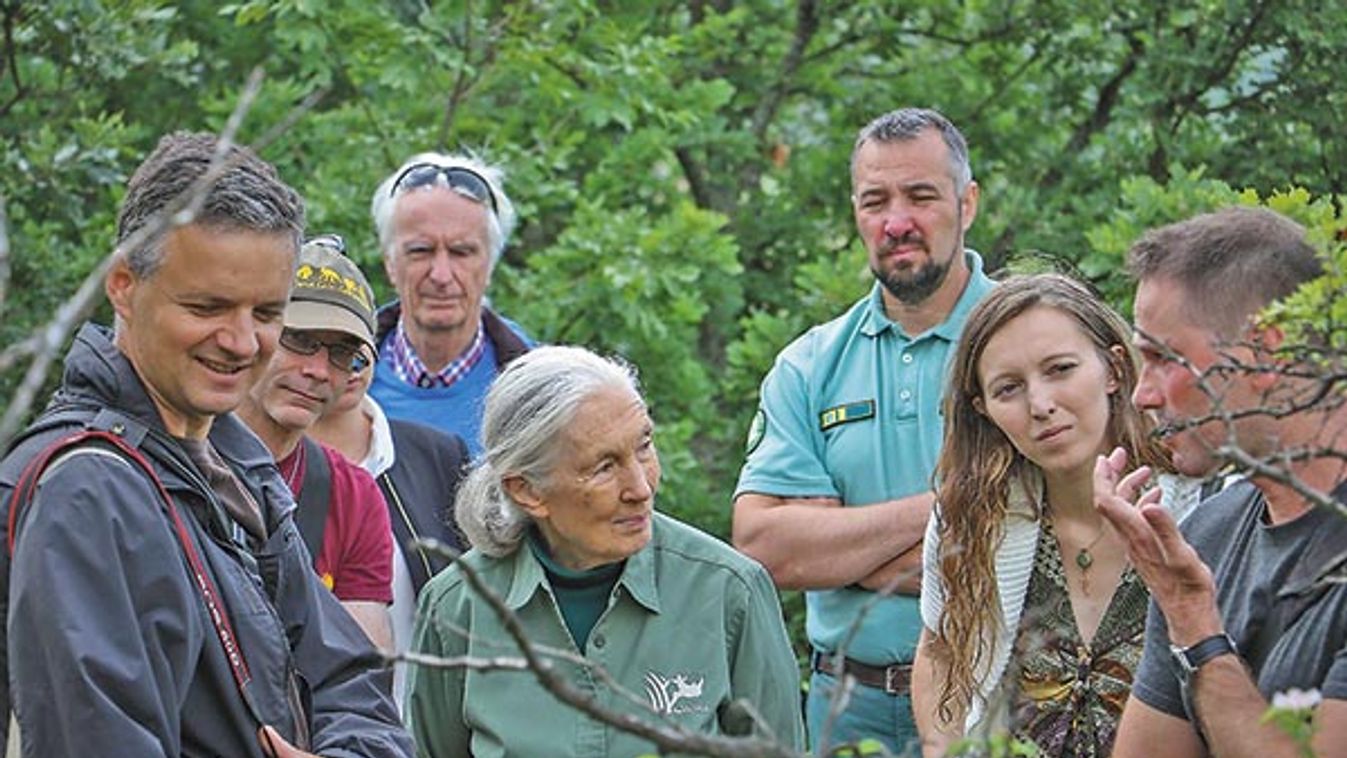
[386, 319, 487, 389]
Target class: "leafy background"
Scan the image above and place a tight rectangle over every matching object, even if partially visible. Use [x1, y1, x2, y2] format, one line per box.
[3, 0, 1344, 653]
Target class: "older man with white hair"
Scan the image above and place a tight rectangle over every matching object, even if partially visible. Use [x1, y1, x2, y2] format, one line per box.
[368, 153, 533, 456]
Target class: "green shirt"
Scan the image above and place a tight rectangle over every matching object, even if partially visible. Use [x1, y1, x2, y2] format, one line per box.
[526, 528, 623, 651]
[406, 512, 805, 757]
[734, 251, 996, 665]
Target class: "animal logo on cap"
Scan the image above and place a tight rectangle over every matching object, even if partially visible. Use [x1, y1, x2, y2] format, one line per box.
[295, 263, 374, 312]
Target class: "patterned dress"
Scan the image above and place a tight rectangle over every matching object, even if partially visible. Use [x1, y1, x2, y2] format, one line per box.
[1006, 517, 1148, 756]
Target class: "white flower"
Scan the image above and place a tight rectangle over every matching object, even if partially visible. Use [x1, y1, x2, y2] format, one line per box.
[1271, 688, 1322, 710]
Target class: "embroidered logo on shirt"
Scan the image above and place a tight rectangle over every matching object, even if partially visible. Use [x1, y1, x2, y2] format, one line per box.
[745, 408, 766, 455]
[819, 399, 876, 430]
[644, 671, 707, 715]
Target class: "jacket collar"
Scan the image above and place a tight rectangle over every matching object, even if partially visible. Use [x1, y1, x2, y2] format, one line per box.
[53, 322, 291, 531]
[503, 515, 664, 615]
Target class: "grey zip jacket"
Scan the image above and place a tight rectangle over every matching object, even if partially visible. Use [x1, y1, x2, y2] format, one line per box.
[0, 323, 414, 757]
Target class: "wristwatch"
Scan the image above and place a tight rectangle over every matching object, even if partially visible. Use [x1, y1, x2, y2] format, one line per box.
[1170, 632, 1239, 684]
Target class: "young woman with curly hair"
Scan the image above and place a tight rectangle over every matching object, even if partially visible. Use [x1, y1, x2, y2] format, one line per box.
[912, 273, 1200, 756]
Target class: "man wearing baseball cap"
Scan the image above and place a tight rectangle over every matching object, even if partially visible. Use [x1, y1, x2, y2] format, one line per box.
[239, 234, 395, 649]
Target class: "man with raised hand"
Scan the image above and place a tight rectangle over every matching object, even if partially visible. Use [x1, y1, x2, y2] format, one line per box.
[1098, 206, 1347, 758]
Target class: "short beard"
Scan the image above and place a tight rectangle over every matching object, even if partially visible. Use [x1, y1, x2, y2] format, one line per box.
[873, 254, 953, 305]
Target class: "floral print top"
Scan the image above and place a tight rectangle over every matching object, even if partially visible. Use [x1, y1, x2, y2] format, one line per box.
[1006, 517, 1149, 756]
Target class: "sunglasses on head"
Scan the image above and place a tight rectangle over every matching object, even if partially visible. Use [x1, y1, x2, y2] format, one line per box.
[305, 233, 346, 253]
[388, 162, 499, 216]
[279, 329, 371, 374]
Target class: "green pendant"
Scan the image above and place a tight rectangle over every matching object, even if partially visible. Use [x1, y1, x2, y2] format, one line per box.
[1076, 549, 1093, 570]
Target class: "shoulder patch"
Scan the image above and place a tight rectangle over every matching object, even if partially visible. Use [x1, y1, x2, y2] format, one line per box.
[745, 408, 766, 455]
[819, 399, 876, 431]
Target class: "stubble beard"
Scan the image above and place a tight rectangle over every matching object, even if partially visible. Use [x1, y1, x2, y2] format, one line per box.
[873, 252, 954, 306]
[871, 201, 965, 306]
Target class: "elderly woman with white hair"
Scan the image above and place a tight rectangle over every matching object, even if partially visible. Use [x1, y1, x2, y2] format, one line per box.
[406, 345, 805, 757]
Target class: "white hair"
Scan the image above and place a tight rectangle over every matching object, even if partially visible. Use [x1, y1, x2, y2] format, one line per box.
[455, 346, 642, 556]
[369, 151, 518, 269]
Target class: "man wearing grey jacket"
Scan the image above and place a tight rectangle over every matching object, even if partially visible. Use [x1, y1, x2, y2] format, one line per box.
[0, 132, 412, 757]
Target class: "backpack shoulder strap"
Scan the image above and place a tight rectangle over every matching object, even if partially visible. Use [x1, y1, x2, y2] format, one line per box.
[293, 436, 331, 563]
[7, 430, 134, 556]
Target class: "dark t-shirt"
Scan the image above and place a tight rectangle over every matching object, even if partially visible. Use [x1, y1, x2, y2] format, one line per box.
[1132, 480, 1347, 720]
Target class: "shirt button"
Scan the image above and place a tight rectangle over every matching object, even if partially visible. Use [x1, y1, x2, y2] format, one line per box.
[592, 634, 606, 649]
[900, 390, 912, 400]
[901, 353, 914, 364]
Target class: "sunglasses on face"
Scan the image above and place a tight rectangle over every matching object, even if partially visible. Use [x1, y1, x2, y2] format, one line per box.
[388, 162, 500, 216]
[279, 329, 371, 373]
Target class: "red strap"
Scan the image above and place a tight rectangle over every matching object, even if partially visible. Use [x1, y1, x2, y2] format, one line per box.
[8, 430, 253, 693]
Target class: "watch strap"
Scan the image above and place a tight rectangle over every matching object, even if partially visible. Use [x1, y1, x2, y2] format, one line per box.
[1173, 632, 1238, 675]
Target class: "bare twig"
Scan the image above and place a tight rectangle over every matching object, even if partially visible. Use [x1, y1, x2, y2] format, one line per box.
[1136, 326, 1347, 520]
[0, 254, 115, 445]
[1219, 443, 1347, 521]
[400, 649, 530, 673]
[0, 193, 9, 314]
[0, 334, 38, 375]
[0, 70, 328, 449]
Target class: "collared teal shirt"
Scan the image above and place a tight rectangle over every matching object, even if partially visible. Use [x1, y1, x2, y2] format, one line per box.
[406, 512, 805, 757]
[735, 251, 996, 665]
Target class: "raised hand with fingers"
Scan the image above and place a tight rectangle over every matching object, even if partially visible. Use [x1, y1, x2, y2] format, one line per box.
[1094, 447, 1221, 646]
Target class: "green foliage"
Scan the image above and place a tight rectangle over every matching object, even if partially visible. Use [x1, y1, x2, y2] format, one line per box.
[1077, 173, 1345, 334]
[826, 737, 894, 756]
[4, 0, 1346, 661]
[1261, 688, 1321, 758]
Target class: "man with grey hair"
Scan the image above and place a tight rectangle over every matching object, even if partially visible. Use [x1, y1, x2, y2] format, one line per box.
[1098, 206, 1347, 757]
[367, 152, 533, 456]
[733, 107, 994, 753]
[0, 132, 412, 757]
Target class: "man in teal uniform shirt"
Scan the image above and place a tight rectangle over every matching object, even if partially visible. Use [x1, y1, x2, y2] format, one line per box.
[733, 107, 995, 754]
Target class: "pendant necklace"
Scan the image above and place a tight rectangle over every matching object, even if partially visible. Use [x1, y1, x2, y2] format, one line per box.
[1075, 524, 1106, 571]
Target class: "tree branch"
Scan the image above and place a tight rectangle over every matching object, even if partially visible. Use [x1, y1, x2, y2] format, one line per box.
[674, 145, 714, 211]
[749, 0, 819, 142]
[0, 254, 114, 446]
[434, 0, 503, 150]
[0, 1, 27, 119]
[0, 70, 326, 449]
[1038, 30, 1145, 190]
[0, 193, 9, 315]
[1134, 327, 1347, 522]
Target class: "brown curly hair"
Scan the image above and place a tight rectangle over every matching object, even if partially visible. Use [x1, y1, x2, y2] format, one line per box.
[931, 273, 1170, 723]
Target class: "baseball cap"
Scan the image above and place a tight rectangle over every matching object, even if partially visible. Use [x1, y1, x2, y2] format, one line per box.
[284, 234, 377, 351]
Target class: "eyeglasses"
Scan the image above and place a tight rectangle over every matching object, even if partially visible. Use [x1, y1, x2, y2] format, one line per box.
[388, 162, 499, 216]
[279, 328, 371, 373]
